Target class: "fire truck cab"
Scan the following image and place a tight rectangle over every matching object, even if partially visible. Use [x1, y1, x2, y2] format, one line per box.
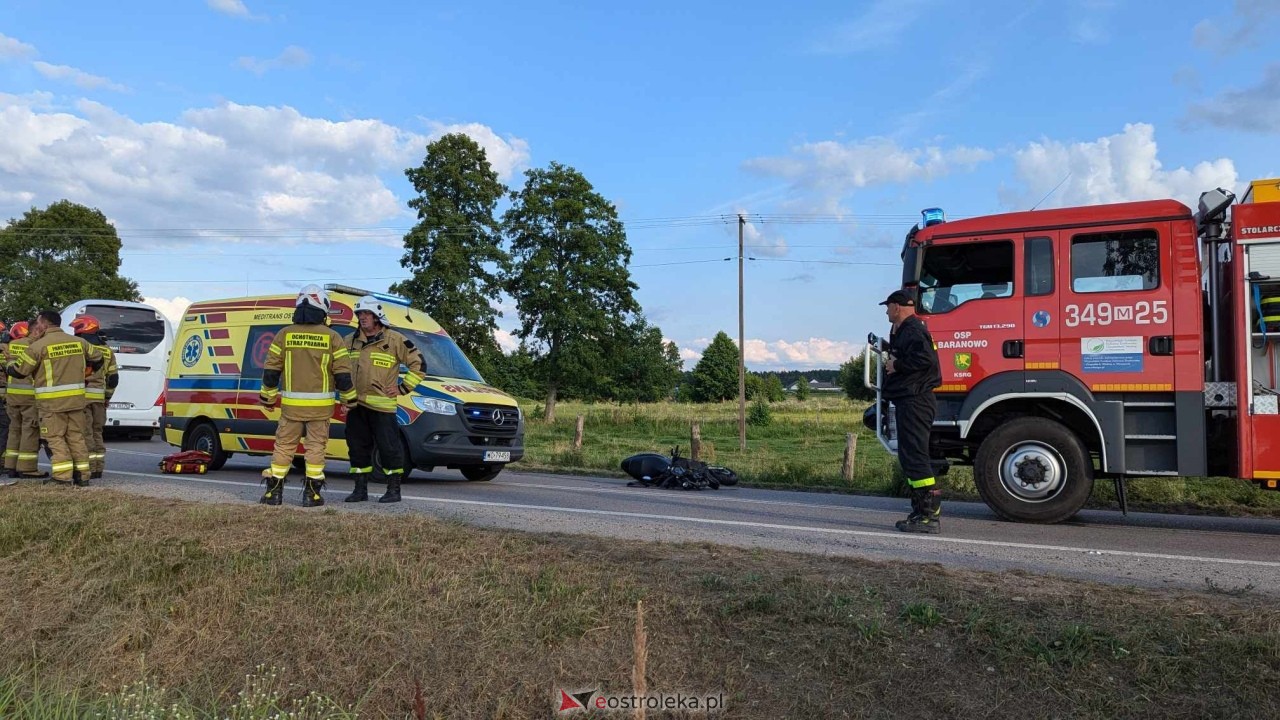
[864, 178, 1280, 523]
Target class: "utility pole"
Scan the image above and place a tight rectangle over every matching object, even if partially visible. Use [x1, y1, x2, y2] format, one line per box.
[738, 213, 746, 451]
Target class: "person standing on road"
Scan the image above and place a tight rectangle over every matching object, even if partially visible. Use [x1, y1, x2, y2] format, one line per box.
[3, 321, 44, 480]
[258, 285, 357, 507]
[7, 311, 103, 485]
[72, 315, 119, 480]
[342, 295, 426, 505]
[879, 289, 943, 534]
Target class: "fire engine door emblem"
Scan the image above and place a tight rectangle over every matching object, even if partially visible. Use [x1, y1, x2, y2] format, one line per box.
[954, 353, 972, 371]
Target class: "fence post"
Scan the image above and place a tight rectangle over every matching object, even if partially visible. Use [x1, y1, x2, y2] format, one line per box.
[690, 422, 702, 462]
[573, 415, 585, 451]
[842, 432, 857, 482]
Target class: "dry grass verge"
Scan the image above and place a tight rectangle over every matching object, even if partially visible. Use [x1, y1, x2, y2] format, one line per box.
[0, 486, 1277, 719]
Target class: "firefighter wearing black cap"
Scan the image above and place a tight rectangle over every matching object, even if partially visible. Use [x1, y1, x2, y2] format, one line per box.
[258, 285, 357, 507]
[71, 315, 119, 479]
[878, 289, 943, 533]
[342, 294, 426, 504]
[8, 310, 103, 485]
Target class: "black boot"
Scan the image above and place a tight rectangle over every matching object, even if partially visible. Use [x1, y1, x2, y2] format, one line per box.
[72, 470, 89, 487]
[259, 475, 284, 505]
[896, 488, 941, 534]
[344, 477, 368, 503]
[377, 478, 401, 504]
[91, 471, 103, 480]
[8, 469, 17, 479]
[301, 478, 325, 507]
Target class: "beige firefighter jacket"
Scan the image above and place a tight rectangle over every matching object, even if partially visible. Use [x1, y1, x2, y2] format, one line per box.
[260, 323, 356, 421]
[348, 327, 426, 413]
[4, 338, 35, 408]
[10, 327, 103, 413]
[84, 339, 119, 402]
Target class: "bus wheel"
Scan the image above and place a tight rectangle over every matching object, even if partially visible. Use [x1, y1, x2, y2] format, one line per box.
[184, 422, 229, 471]
[974, 417, 1093, 524]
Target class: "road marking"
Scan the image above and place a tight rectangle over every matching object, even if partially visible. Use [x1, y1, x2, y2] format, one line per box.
[495, 479, 904, 515]
[102, 469, 1280, 570]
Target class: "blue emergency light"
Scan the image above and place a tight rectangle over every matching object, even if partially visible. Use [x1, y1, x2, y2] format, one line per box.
[921, 208, 946, 227]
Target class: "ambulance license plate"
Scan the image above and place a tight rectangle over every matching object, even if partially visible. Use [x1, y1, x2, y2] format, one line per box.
[483, 451, 511, 463]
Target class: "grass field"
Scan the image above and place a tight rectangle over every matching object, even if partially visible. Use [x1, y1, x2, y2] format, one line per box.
[1, 487, 1277, 719]
[517, 397, 1280, 516]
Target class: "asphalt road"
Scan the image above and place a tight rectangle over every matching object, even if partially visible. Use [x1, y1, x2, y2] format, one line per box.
[57, 436, 1280, 596]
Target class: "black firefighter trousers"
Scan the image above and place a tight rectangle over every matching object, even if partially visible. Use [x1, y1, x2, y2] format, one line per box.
[346, 405, 406, 480]
[892, 392, 937, 487]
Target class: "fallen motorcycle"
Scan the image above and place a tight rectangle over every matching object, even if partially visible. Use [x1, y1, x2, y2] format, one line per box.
[620, 446, 738, 490]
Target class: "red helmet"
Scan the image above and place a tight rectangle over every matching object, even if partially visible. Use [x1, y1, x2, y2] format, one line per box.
[70, 315, 101, 336]
[9, 321, 29, 340]
[0, 322, 7, 334]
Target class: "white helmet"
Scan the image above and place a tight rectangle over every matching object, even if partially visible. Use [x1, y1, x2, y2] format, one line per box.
[354, 295, 388, 324]
[296, 284, 331, 312]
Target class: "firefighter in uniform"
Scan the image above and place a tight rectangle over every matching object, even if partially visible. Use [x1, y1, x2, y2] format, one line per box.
[0, 322, 10, 474]
[343, 295, 426, 504]
[3, 322, 45, 480]
[72, 315, 119, 479]
[259, 285, 356, 506]
[8, 311, 102, 485]
[879, 289, 943, 533]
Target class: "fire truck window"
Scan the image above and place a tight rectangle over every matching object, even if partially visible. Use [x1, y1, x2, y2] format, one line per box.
[917, 240, 1014, 314]
[1025, 236, 1054, 297]
[1071, 229, 1159, 293]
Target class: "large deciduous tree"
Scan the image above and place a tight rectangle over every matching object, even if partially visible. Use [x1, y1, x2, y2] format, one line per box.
[391, 133, 509, 366]
[0, 201, 140, 322]
[502, 162, 639, 420]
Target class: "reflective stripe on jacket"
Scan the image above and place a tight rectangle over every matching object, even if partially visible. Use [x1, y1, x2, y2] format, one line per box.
[349, 327, 426, 414]
[13, 328, 102, 413]
[261, 324, 356, 421]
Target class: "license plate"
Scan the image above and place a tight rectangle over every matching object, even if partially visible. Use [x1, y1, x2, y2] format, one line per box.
[109, 402, 133, 409]
[483, 451, 511, 463]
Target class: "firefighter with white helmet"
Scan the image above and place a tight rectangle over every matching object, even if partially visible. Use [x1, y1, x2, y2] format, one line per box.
[342, 294, 426, 504]
[258, 285, 357, 506]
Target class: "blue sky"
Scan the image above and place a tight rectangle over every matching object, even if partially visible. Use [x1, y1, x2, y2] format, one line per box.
[0, 0, 1277, 370]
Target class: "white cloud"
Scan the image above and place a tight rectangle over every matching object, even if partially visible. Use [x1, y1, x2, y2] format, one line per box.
[812, 0, 937, 54]
[32, 61, 128, 92]
[423, 121, 531, 182]
[745, 137, 992, 217]
[680, 336, 862, 370]
[1187, 63, 1280, 135]
[493, 328, 518, 353]
[0, 32, 37, 59]
[0, 96, 529, 245]
[740, 215, 788, 258]
[998, 123, 1237, 210]
[236, 46, 311, 75]
[143, 296, 192, 327]
[208, 0, 251, 17]
[1193, 0, 1280, 55]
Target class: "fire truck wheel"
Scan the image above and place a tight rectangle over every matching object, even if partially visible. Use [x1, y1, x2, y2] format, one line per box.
[973, 417, 1093, 523]
[183, 422, 229, 472]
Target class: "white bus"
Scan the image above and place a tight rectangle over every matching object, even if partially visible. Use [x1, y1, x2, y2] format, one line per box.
[61, 300, 175, 438]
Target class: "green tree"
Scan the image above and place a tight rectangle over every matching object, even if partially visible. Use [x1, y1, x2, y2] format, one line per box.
[0, 201, 140, 322]
[795, 374, 811, 401]
[745, 373, 764, 400]
[763, 373, 786, 402]
[502, 162, 639, 420]
[838, 354, 876, 401]
[607, 317, 683, 402]
[391, 133, 509, 361]
[690, 331, 739, 402]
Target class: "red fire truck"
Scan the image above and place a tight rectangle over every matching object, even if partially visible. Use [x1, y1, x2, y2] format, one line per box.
[864, 178, 1280, 523]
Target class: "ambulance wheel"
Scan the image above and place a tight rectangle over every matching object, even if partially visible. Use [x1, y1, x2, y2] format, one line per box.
[461, 465, 502, 482]
[184, 422, 228, 472]
[973, 417, 1093, 524]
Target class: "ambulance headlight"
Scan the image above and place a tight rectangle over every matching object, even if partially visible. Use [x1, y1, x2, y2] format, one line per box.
[411, 397, 457, 415]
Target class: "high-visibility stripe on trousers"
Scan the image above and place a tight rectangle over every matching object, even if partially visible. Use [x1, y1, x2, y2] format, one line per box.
[41, 409, 89, 482]
[270, 416, 330, 483]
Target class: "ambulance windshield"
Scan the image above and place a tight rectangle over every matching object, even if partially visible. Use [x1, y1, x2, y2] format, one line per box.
[395, 328, 485, 383]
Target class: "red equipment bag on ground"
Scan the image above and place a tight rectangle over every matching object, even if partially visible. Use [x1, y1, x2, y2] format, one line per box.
[159, 450, 212, 474]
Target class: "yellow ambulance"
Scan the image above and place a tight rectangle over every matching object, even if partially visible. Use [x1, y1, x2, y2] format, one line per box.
[161, 285, 524, 481]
